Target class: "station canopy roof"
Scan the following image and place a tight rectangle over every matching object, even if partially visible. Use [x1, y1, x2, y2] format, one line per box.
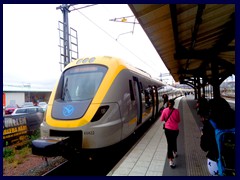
[129, 4, 235, 85]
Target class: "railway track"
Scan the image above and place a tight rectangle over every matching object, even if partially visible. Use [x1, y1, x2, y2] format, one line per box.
[41, 116, 158, 176]
[41, 160, 68, 176]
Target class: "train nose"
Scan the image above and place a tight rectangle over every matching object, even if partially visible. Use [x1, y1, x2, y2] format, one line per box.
[32, 136, 70, 157]
[51, 100, 92, 120]
[32, 130, 83, 157]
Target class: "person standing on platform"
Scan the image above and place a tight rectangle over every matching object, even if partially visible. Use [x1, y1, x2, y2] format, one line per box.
[200, 97, 235, 176]
[160, 99, 181, 168]
[196, 94, 209, 122]
[160, 94, 169, 114]
[162, 94, 169, 107]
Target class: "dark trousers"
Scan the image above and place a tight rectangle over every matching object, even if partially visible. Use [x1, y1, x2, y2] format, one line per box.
[165, 128, 179, 159]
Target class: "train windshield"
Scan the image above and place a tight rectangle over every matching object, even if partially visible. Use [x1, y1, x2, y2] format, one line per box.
[61, 65, 108, 101]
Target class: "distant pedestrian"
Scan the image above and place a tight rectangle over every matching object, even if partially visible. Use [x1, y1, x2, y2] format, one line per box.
[160, 94, 169, 114]
[160, 99, 181, 168]
[162, 94, 169, 107]
[196, 94, 209, 122]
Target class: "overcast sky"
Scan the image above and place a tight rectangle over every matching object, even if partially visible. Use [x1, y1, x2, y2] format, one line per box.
[3, 4, 171, 89]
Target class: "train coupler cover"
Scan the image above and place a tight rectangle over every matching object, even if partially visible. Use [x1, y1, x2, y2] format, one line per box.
[32, 136, 70, 157]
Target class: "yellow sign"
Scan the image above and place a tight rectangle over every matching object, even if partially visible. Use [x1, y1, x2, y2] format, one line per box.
[3, 125, 28, 136]
[3, 117, 28, 147]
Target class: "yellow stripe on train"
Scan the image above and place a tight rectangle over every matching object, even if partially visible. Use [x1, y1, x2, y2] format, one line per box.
[46, 56, 127, 128]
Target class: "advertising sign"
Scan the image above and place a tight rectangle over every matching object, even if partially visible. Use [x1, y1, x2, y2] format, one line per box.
[3, 116, 29, 147]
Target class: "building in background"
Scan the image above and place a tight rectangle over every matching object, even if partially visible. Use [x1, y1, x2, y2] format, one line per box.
[3, 83, 52, 108]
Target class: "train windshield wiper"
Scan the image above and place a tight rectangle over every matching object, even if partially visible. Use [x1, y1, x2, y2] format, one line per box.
[62, 78, 71, 101]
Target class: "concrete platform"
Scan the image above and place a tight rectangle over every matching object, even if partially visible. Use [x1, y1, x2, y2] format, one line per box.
[107, 95, 210, 176]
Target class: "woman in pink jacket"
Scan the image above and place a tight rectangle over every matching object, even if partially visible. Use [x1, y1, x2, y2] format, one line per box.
[160, 99, 181, 168]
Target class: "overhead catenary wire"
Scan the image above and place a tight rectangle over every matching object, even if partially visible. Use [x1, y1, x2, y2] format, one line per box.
[101, 4, 162, 70]
[71, 5, 161, 75]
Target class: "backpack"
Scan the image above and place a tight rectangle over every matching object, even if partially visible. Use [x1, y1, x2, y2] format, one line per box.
[209, 119, 235, 176]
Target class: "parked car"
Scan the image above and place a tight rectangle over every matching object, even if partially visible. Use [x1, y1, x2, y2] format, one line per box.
[10, 106, 44, 134]
[4, 104, 19, 115]
[21, 102, 34, 107]
[38, 102, 48, 111]
[12, 106, 44, 115]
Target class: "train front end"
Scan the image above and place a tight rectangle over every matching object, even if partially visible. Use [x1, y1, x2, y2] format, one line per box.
[32, 56, 125, 158]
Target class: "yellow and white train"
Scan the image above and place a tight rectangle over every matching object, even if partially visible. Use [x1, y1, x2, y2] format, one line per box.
[32, 56, 181, 158]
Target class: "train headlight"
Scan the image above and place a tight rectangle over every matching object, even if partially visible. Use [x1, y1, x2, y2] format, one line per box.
[91, 105, 109, 122]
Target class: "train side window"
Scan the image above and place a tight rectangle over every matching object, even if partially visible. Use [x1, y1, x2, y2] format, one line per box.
[129, 80, 135, 101]
[144, 87, 151, 109]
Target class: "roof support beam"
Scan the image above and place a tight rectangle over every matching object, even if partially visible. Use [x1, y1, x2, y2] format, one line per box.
[169, 4, 179, 51]
[174, 48, 211, 60]
[211, 13, 235, 53]
[185, 4, 205, 70]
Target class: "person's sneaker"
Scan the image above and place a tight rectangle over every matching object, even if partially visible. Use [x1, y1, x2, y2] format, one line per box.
[173, 152, 178, 158]
[169, 160, 176, 168]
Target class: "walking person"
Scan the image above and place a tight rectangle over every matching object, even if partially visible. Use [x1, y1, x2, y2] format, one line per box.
[160, 99, 181, 168]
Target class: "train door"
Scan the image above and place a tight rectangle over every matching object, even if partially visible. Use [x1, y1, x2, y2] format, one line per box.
[149, 86, 155, 119]
[153, 86, 159, 117]
[133, 77, 142, 125]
